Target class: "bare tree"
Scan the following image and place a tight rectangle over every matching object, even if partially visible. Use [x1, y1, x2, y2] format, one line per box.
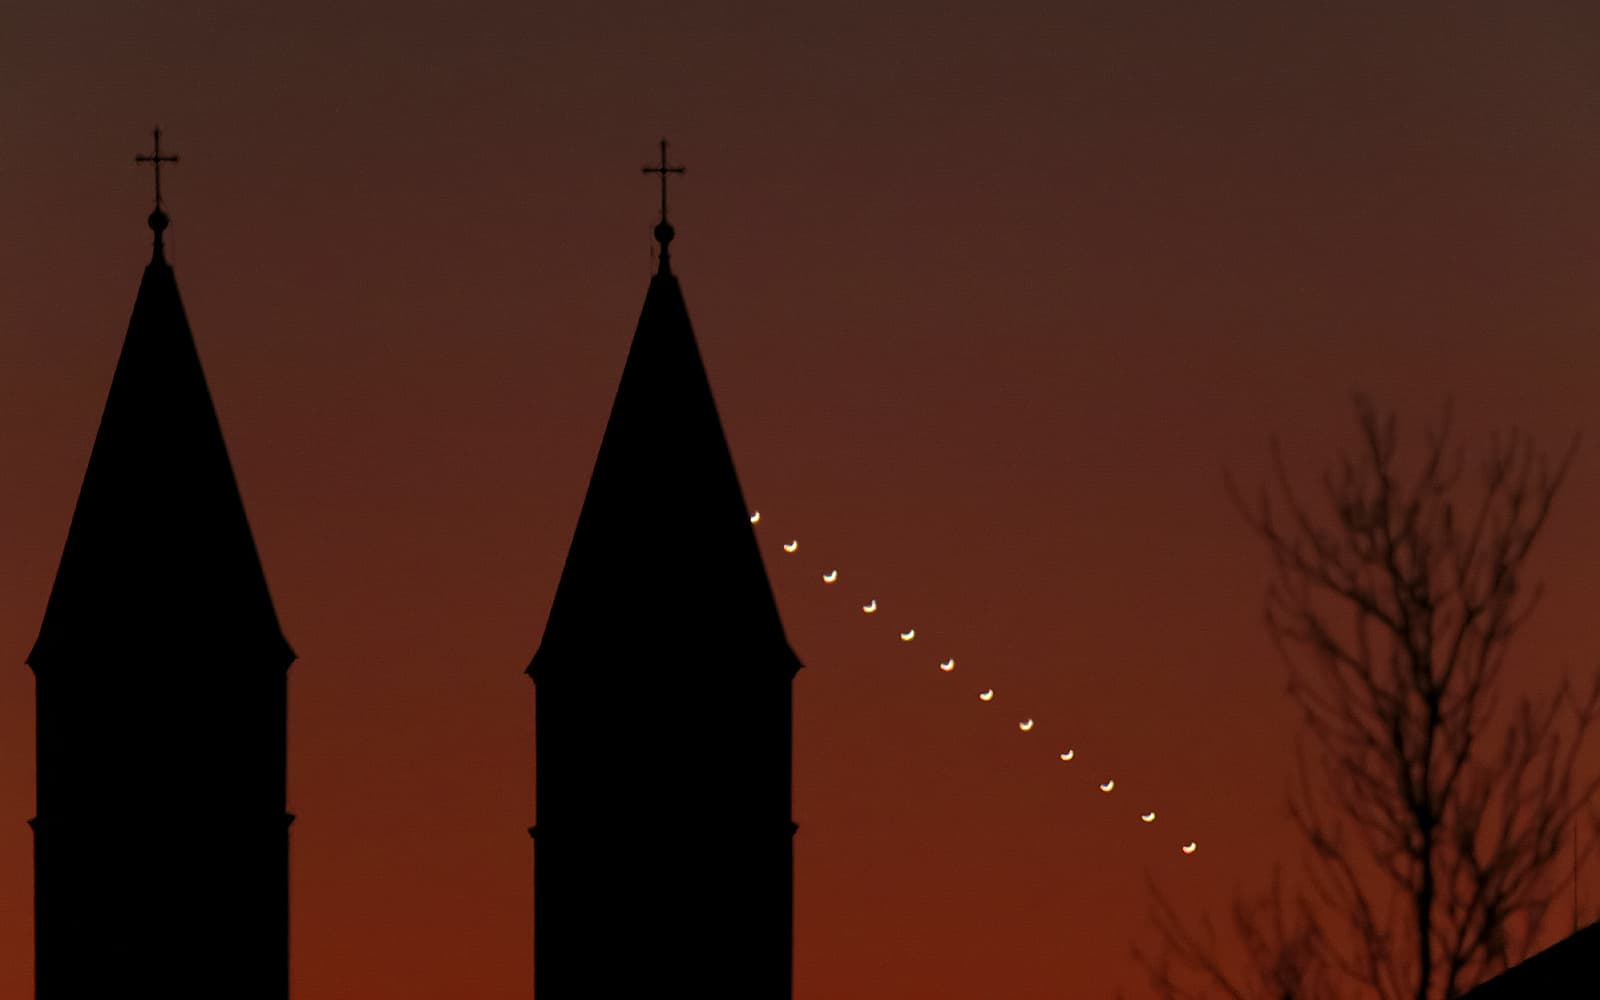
[1144, 867, 1335, 1000]
[1141, 397, 1600, 1000]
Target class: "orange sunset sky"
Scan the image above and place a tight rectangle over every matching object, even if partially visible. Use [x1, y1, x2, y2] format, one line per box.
[5, 3, 1600, 997]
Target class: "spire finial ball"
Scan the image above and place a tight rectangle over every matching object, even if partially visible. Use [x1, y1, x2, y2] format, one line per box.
[654, 220, 675, 248]
[148, 209, 169, 234]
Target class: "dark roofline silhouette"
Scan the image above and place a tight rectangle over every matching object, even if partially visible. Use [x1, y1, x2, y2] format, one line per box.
[1458, 919, 1600, 998]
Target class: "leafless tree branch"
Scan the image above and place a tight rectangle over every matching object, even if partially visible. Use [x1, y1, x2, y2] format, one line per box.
[1143, 397, 1598, 1000]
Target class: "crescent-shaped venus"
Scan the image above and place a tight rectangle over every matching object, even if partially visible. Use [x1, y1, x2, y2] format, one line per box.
[979, 689, 995, 702]
[862, 600, 878, 614]
[749, 511, 761, 524]
[1141, 812, 1156, 823]
[939, 659, 955, 672]
[1182, 842, 1197, 855]
[1058, 750, 1075, 762]
[822, 570, 838, 583]
[1099, 780, 1115, 793]
[1018, 719, 1034, 732]
[783, 540, 798, 553]
[899, 629, 915, 641]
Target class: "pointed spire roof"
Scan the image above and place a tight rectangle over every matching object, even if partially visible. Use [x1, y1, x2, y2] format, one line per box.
[29, 220, 292, 670]
[529, 251, 799, 680]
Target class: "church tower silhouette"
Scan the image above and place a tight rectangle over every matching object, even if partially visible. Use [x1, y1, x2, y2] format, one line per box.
[29, 132, 294, 999]
[528, 144, 802, 997]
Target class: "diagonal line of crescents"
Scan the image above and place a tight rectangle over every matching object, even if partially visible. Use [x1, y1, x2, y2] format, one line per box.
[752, 509, 1198, 857]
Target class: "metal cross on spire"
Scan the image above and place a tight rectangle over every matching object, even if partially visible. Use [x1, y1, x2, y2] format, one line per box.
[641, 138, 685, 272]
[642, 138, 685, 223]
[134, 127, 180, 254]
[135, 127, 180, 211]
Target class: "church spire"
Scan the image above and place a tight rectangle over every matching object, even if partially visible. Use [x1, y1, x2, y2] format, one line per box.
[29, 194, 290, 670]
[529, 145, 799, 999]
[531, 141, 793, 680]
[30, 154, 293, 1000]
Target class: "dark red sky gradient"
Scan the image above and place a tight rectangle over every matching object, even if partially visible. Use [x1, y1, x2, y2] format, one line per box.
[5, 3, 1600, 997]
